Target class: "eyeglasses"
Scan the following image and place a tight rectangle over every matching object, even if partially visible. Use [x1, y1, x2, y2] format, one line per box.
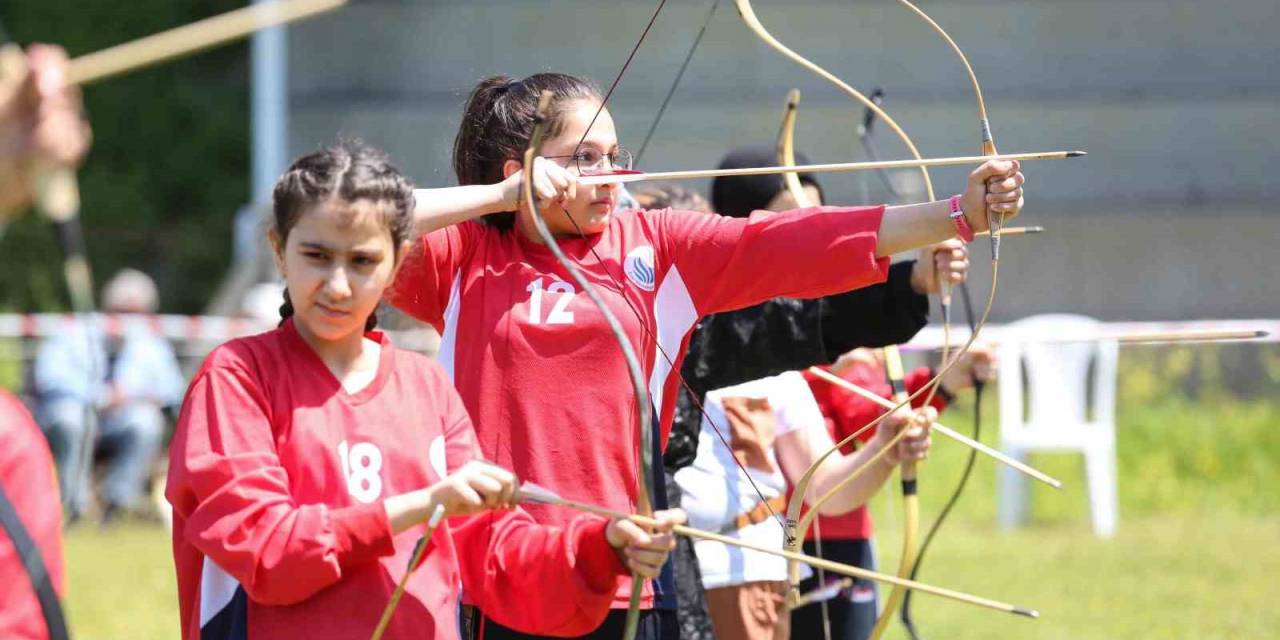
[544, 148, 634, 175]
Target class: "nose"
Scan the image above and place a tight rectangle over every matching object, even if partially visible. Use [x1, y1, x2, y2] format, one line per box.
[324, 266, 352, 300]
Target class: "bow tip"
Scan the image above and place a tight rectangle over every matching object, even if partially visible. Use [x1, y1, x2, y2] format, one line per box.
[1066, 150, 1087, 158]
[1013, 607, 1040, 619]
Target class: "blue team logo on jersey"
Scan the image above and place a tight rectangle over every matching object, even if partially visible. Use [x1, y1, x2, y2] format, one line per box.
[623, 246, 657, 291]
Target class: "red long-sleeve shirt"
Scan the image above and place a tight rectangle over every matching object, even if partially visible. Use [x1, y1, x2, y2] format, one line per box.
[0, 391, 65, 640]
[388, 205, 890, 607]
[166, 321, 626, 640]
[800, 360, 947, 539]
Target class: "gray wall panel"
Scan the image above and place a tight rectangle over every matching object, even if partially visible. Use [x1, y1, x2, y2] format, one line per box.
[286, 0, 1280, 321]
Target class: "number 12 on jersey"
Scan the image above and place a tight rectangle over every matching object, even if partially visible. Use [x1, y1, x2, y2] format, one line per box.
[526, 277, 576, 325]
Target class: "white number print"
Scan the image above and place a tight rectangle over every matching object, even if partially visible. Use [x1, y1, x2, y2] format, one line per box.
[337, 440, 383, 503]
[525, 277, 576, 325]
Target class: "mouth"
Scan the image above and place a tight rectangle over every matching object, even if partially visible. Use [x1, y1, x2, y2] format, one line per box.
[315, 302, 350, 319]
[590, 198, 614, 210]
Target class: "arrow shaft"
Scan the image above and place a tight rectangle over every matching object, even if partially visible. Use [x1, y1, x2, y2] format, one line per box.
[806, 366, 1062, 489]
[578, 150, 1082, 186]
[68, 0, 348, 85]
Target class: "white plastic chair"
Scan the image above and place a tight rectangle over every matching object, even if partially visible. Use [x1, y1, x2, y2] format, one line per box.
[997, 314, 1119, 538]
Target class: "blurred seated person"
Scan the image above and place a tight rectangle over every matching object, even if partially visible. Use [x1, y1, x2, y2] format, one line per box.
[34, 269, 185, 524]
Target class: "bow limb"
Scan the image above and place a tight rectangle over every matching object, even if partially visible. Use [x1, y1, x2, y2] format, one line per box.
[369, 504, 448, 640]
[522, 92, 655, 640]
[733, 0, 936, 202]
[867, 345, 922, 640]
[729, 0, 955, 605]
[776, 89, 813, 209]
[775, 91, 834, 639]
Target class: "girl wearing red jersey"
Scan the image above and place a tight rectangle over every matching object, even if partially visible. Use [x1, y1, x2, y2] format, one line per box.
[388, 73, 1025, 639]
[166, 141, 682, 640]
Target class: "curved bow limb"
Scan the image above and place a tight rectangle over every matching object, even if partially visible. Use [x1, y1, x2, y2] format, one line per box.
[521, 92, 655, 640]
[729, 0, 960, 606]
[733, 0, 936, 201]
[867, 346, 922, 640]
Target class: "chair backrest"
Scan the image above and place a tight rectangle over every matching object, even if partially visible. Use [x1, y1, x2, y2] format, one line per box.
[998, 314, 1119, 437]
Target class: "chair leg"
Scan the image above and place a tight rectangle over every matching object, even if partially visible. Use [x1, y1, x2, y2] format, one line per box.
[997, 447, 1029, 530]
[1083, 443, 1118, 538]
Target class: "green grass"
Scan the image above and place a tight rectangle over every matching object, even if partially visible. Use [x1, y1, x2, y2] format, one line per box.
[64, 521, 178, 640]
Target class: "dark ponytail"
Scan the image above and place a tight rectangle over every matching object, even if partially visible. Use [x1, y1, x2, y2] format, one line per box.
[452, 73, 602, 231]
[272, 140, 416, 332]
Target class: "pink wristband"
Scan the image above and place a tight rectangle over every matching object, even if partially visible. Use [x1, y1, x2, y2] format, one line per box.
[949, 194, 975, 243]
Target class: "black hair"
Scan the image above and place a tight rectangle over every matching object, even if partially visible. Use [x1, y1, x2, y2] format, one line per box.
[452, 73, 602, 230]
[709, 146, 825, 219]
[272, 139, 416, 332]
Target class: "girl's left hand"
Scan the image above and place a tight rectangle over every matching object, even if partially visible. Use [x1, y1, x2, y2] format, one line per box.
[606, 508, 685, 578]
[960, 160, 1025, 231]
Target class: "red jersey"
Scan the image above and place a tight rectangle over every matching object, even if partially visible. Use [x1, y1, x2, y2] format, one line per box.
[0, 391, 65, 640]
[166, 321, 626, 640]
[389, 205, 890, 606]
[800, 360, 947, 540]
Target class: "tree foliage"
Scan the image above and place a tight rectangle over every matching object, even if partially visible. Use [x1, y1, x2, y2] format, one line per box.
[1, 1, 249, 313]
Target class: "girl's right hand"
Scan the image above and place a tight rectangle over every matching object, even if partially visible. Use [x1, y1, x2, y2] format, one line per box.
[427, 460, 521, 518]
[500, 156, 578, 210]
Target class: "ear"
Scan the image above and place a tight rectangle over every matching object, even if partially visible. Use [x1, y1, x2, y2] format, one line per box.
[502, 158, 523, 180]
[268, 229, 287, 276]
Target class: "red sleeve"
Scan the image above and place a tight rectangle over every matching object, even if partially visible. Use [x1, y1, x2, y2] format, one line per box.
[654, 206, 890, 315]
[0, 391, 65, 639]
[905, 366, 949, 413]
[169, 366, 396, 606]
[437, 363, 482, 473]
[814, 361, 892, 452]
[451, 511, 626, 636]
[386, 222, 478, 329]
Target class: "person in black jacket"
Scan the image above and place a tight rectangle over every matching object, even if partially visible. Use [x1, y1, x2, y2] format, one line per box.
[637, 147, 968, 640]
[665, 146, 968, 471]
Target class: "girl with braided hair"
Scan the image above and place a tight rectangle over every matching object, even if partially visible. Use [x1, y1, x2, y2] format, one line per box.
[166, 140, 680, 640]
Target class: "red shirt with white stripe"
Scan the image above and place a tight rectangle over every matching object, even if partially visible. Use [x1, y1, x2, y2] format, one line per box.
[800, 361, 948, 540]
[166, 320, 626, 640]
[388, 205, 890, 607]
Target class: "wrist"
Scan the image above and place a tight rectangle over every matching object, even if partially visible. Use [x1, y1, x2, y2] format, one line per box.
[949, 194, 978, 240]
[495, 180, 519, 212]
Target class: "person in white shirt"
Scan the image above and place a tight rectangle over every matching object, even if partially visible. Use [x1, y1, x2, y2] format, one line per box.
[675, 370, 932, 640]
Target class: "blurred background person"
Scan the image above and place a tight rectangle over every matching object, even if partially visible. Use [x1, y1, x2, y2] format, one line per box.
[34, 268, 185, 525]
[793, 346, 995, 640]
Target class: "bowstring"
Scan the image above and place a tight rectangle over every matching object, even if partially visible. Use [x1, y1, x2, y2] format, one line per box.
[900, 279, 983, 640]
[634, 0, 723, 164]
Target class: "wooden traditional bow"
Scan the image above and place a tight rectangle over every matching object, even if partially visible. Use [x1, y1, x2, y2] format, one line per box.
[523, 91, 657, 640]
[726, 0, 962, 610]
[868, 345, 923, 640]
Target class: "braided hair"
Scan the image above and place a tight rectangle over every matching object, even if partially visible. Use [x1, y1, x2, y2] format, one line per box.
[271, 140, 416, 331]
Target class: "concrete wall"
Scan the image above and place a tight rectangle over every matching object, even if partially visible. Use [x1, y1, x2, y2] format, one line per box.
[286, 0, 1280, 321]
